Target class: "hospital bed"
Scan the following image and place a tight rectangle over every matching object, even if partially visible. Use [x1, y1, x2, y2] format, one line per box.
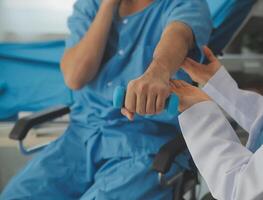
[0, 0, 257, 199]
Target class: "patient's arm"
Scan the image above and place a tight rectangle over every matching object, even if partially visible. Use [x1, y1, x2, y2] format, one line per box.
[151, 21, 194, 79]
[179, 101, 263, 200]
[123, 22, 194, 119]
[61, 1, 119, 90]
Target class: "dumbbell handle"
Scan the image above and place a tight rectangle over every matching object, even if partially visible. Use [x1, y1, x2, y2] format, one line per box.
[113, 86, 178, 115]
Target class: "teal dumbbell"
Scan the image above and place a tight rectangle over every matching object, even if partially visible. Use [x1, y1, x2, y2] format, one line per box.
[113, 86, 179, 115]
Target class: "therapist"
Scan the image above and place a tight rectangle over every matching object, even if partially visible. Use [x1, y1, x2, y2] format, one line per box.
[1, 0, 212, 199]
[171, 46, 263, 200]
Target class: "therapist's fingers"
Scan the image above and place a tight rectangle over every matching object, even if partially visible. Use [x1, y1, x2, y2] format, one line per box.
[121, 108, 134, 121]
[171, 88, 184, 96]
[183, 58, 202, 70]
[182, 57, 216, 85]
[181, 59, 193, 72]
[181, 58, 204, 83]
[176, 80, 187, 87]
[170, 80, 188, 89]
[170, 86, 182, 95]
[170, 80, 210, 112]
[170, 80, 191, 94]
[203, 46, 217, 63]
[170, 79, 182, 88]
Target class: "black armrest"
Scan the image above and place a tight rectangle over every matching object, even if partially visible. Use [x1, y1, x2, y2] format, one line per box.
[152, 133, 187, 174]
[9, 106, 70, 141]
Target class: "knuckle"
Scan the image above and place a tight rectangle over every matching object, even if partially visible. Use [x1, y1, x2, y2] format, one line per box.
[127, 81, 136, 91]
[149, 84, 157, 91]
[137, 83, 148, 94]
[157, 85, 167, 92]
[158, 90, 169, 99]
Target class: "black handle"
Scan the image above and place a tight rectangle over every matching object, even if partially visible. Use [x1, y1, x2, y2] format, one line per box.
[152, 133, 187, 174]
[9, 106, 70, 141]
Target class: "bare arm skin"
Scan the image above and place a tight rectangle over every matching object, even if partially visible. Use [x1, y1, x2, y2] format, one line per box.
[152, 22, 194, 78]
[61, 0, 120, 90]
[122, 22, 194, 120]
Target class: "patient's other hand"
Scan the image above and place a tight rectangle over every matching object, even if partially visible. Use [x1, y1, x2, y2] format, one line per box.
[170, 80, 210, 112]
[182, 46, 221, 85]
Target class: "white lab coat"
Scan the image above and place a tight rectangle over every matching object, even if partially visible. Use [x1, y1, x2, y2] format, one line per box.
[179, 66, 263, 200]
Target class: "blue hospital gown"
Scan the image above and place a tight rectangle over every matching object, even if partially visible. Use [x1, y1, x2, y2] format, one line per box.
[66, 0, 212, 157]
[1, 0, 212, 199]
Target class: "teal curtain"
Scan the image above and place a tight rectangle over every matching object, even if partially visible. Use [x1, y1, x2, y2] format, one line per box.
[0, 40, 73, 119]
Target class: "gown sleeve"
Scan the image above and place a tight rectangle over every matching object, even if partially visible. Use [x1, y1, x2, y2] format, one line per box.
[163, 0, 213, 58]
[65, 0, 99, 49]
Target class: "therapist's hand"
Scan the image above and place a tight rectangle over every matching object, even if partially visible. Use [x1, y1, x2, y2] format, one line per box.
[182, 46, 221, 85]
[170, 80, 210, 112]
[122, 60, 170, 121]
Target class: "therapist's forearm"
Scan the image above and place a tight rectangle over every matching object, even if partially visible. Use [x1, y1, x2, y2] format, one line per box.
[146, 22, 193, 78]
[179, 101, 253, 200]
[203, 66, 263, 134]
[61, 1, 117, 90]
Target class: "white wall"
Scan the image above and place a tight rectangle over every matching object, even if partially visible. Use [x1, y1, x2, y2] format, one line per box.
[253, 0, 263, 17]
[0, 0, 75, 42]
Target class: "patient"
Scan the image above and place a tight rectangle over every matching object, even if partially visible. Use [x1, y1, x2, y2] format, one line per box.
[172, 46, 263, 200]
[1, 0, 212, 199]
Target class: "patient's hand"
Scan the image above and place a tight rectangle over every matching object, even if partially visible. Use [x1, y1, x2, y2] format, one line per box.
[121, 60, 170, 121]
[170, 80, 210, 112]
[182, 46, 221, 85]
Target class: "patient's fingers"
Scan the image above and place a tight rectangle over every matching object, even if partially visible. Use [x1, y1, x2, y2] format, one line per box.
[156, 95, 166, 114]
[121, 108, 134, 121]
[203, 46, 217, 62]
[146, 93, 157, 114]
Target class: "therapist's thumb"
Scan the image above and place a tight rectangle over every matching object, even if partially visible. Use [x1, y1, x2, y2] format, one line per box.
[203, 46, 217, 63]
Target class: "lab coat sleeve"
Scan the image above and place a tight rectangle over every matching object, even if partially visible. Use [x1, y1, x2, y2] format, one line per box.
[65, 0, 99, 49]
[164, 0, 212, 58]
[202, 67, 263, 145]
[179, 101, 263, 200]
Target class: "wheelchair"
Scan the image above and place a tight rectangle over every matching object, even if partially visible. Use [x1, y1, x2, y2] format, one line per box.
[3, 0, 257, 199]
